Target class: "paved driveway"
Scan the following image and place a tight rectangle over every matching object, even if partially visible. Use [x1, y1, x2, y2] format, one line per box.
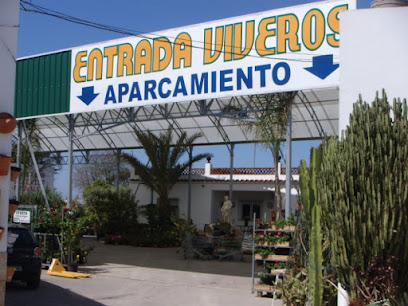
[6, 242, 281, 306]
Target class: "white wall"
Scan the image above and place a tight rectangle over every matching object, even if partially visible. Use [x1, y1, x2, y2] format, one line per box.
[0, 0, 19, 300]
[339, 7, 408, 132]
[131, 180, 298, 229]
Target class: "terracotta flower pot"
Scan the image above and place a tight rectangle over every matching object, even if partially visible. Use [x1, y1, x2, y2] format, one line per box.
[0, 113, 17, 134]
[253, 283, 271, 291]
[0, 155, 12, 176]
[9, 199, 19, 216]
[267, 255, 289, 261]
[10, 166, 21, 182]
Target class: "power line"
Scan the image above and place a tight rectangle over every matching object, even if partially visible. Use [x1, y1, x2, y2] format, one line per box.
[20, 0, 335, 64]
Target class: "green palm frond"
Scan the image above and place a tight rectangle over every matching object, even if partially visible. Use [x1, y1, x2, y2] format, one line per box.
[122, 127, 210, 207]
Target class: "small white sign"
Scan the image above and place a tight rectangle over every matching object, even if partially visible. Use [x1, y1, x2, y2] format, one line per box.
[13, 210, 31, 224]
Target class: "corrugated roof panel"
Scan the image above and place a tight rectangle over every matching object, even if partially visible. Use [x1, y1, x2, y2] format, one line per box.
[14, 51, 71, 118]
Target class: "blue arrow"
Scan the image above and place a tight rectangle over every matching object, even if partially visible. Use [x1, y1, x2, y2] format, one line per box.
[78, 86, 99, 105]
[304, 54, 339, 80]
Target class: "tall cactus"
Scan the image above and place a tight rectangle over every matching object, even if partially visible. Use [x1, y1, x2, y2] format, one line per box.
[299, 146, 323, 306]
[318, 92, 408, 298]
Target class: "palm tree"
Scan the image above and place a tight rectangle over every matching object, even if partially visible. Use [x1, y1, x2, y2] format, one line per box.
[122, 127, 210, 221]
[242, 92, 297, 220]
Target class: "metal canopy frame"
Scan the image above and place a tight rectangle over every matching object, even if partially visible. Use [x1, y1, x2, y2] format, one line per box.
[17, 87, 339, 216]
[29, 87, 338, 155]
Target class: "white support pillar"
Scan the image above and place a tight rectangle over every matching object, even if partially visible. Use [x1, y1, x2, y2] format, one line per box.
[115, 149, 121, 194]
[67, 115, 74, 207]
[187, 146, 192, 222]
[22, 122, 50, 210]
[229, 144, 235, 202]
[285, 109, 292, 220]
[16, 121, 22, 201]
[0, 0, 19, 303]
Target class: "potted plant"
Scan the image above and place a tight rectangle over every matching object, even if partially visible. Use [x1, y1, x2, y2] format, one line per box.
[0, 154, 12, 176]
[272, 215, 296, 231]
[254, 247, 275, 259]
[266, 261, 288, 275]
[254, 233, 265, 246]
[275, 232, 291, 247]
[10, 166, 21, 182]
[9, 199, 19, 216]
[256, 218, 269, 229]
[264, 232, 276, 246]
[0, 113, 17, 134]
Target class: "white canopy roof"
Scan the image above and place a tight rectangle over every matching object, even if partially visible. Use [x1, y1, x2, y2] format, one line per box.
[31, 87, 338, 154]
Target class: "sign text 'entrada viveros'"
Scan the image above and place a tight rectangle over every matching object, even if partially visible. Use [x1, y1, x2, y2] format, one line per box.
[70, 0, 355, 113]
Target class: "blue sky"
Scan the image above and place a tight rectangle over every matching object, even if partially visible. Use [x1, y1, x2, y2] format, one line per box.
[17, 0, 373, 197]
[17, 0, 372, 58]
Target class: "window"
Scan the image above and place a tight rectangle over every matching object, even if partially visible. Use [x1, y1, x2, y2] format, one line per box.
[240, 200, 262, 220]
[8, 228, 37, 247]
[169, 198, 179, 218]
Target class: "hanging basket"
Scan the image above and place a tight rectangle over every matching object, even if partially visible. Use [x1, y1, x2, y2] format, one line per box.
[9, 199, 19, 216]
[10, 166, 21, 182]
[0, 113, 17, 134]
[0, 155, 12, 176]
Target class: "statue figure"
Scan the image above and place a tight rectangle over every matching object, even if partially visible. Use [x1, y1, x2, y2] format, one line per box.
[221, 195, 233, 225]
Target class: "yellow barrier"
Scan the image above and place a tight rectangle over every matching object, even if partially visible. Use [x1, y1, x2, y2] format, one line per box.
[47, 258, 91, 279]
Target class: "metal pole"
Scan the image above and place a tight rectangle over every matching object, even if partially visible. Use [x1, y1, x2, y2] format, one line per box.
[187, 146, 193, 222]
[285, 108, 292, 220]
[229, 144, 234, 201]
[67, 115, 74, 208]
[16, 121, 22, 201]
[116, 149, 121, 194]
[22, 122, 50, 211]
[66, 115, 75, 266]
[251, 211, 256, 293]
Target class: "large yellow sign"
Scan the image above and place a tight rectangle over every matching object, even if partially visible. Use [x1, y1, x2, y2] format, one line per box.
[70, 0, 355, 113]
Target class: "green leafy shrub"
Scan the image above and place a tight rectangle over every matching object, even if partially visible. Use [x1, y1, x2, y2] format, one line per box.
[83, 180, 138, 238]
[211, 221, 232, 236]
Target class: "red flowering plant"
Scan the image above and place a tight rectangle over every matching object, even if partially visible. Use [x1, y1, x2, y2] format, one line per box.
[34, 203, 66, 234]
[254, 233, 265, 244]
[256, 218, 269, 229]
[26, 190, 98, 264]
[266, 261, 288, 271]
[264, 232, 276, 244]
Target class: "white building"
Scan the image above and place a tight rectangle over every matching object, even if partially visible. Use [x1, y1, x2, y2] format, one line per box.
[130, 161, 299, 230]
